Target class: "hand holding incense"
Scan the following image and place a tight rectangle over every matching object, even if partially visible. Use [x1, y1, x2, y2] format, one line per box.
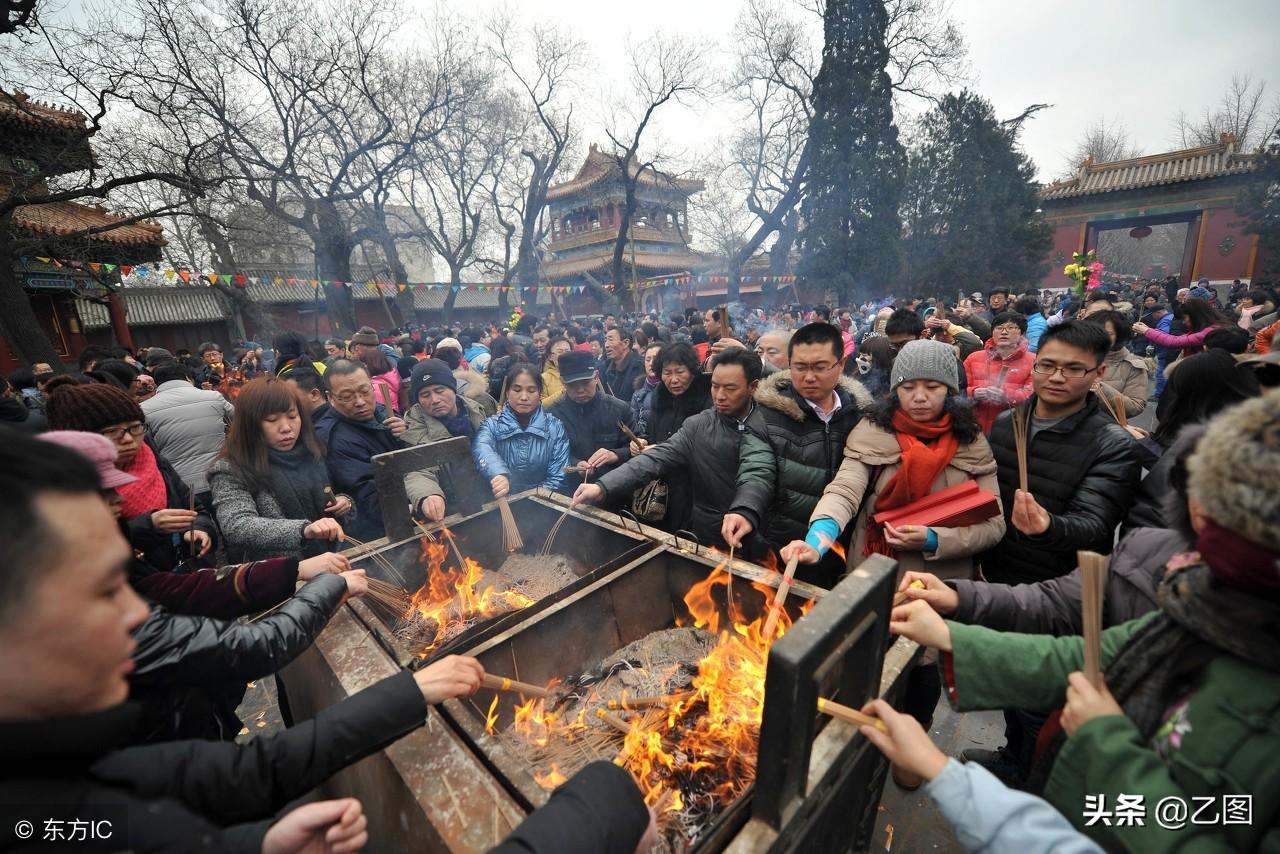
[816, 697, 889, 733]
[760, 554, 800, 643]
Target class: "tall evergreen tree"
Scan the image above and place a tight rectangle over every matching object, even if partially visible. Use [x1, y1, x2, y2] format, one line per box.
[901, 91, 1051, 292]
[798, 0, 905, 304]
[1237, 127, 1280, 278]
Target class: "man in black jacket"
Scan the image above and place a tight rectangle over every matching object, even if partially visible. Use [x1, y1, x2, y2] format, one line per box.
[573, 348, 767, 551]
[0, 434, 488, 852]
[599, 326, 646, 401]
[315, 359, 410, 540]
[981, 321, 1140, 586]
[970, 320, 1140, 784]
[548, 351, 635, 494]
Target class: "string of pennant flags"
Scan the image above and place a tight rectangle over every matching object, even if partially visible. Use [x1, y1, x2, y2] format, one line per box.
[22, 256, 798, 293]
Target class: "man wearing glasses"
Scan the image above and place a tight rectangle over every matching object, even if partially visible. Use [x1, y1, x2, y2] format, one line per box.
[966, 320, 1140, 785]
[726, 322, 873, 587]
[316, 359, 409, 540]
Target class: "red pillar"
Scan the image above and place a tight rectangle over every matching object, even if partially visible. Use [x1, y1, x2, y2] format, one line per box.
[106, 291, 135, 351]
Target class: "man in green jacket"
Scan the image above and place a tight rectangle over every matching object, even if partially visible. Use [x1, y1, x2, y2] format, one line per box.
[726, 322, 872, 586]
[402, 359, 488, 522]
[891, 390, 1280, 853]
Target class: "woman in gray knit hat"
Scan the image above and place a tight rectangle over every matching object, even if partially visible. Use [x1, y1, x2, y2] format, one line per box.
[782, 338, 1004, 789]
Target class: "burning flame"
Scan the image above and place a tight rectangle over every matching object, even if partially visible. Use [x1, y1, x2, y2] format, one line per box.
[497, 555, 813, 837]
[534, 764, 568, 789]
[404, 539, 535, 653]
[484, 695, 500, 736]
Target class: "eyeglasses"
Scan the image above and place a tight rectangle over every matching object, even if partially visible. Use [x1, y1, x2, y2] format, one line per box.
[1032, 362, 1098, 379]
[993, 324, 1022, 334]
[790, 362, 838, 376]
[332, 388, 374, 404]
[101, 423, 145, 441]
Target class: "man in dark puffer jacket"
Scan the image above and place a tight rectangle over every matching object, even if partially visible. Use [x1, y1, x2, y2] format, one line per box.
[980, 322, 1141, 586]
[729, 323, 872, 584]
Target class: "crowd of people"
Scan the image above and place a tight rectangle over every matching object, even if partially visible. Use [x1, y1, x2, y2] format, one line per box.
[1, 273, 1277, 851]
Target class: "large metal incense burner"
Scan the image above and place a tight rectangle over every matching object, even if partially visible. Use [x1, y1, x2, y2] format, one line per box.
[279, 440, 918, 852]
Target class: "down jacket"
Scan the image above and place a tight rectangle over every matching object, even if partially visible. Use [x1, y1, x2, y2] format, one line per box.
[963, 338, 1034, 433]
[402, 394, 488, 509]
[981, 394, 1140, 585]
[809, 418, 1006, 581]
[0, 668, 428, 852]
[596, 406, 768, 549]
[143, 380, 234, 494]
[128, 571, 347, 743]
[951, 526, 1188, 634]
[733, 371, 873, 548]
[473, 405, 569, 493]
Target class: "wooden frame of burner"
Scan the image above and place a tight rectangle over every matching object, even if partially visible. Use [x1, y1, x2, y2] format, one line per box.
[280, 490, 917, 853]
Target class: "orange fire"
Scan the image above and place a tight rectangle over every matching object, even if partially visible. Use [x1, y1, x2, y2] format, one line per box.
[497, 556, 813, 835]
[533, 764, 568, 789]
[403, 539, 535, 653]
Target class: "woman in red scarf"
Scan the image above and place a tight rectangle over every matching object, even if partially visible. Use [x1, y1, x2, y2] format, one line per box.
[44, 375, 215, 570]
[782, 339, 1006, 789]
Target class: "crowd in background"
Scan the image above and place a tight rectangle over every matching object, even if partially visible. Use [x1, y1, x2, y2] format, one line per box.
[1, 270, 1278, 852]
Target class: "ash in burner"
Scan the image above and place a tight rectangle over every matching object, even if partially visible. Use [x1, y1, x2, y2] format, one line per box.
[397, 553, 580, 652]
[494, 626, 723, 852]
[494, 553, 579, 600]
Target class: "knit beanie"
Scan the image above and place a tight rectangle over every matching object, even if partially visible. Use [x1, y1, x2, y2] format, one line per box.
[44, 375, 145, 433]
[1187, 389, 1280, 552]
[350, 326, 379, 347]
[410, 358, 457, 404]
[889, 339, 958, 393]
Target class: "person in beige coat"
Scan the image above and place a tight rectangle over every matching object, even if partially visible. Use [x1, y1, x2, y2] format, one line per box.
[781, 339, 1005, 791]
[1086, 310, 1150, 417]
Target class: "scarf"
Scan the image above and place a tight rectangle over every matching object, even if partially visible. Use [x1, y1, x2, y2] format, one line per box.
[864, 410, 959, 557]
[267, 444, 329, 523]
[1027, 559, 1280, 794]
[1195, 517, 1280, 600]
[440, 401, 476, 439]
[118, 442, 168, 519]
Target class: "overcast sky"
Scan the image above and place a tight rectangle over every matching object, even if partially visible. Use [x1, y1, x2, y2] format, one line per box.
[468, 0, 1280, 182]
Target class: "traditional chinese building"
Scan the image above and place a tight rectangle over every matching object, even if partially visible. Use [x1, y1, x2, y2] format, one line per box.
[1038, 134, 1272, 290]
[0, 90, 167, 373]
[542, 144, 711, 297]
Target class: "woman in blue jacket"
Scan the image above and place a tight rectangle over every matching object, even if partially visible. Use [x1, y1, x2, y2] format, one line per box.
[473, 366, 570, 497]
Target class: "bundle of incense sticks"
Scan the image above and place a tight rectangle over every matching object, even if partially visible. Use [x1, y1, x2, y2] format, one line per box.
[343, 535, 407, 586]
[1078, 550, 1109, 688]
[498, 496, 523, 553]
[1095, 387, 1128, 429]
[365, 578, 410, 617]
[1011, 403, 1030, 494]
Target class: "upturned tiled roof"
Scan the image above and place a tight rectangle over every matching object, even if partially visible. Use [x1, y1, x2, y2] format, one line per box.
[1042, 136, 1259, 201]
[546, 143, 705, 201]
[13, 201, 166, 247]
[0, 90, 87, 133]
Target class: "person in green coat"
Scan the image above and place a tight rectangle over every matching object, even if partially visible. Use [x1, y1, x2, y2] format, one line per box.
[893, 389, 1280, 853]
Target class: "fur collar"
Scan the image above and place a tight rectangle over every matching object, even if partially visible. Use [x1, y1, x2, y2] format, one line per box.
[754, 369, 874, 423]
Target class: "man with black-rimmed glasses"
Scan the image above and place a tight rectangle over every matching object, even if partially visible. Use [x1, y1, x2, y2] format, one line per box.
[967, 320, 1140, 785]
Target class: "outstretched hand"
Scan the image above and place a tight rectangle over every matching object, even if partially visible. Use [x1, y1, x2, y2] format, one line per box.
[857, 699, 948, 783]
[890, 599, 952, 651]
